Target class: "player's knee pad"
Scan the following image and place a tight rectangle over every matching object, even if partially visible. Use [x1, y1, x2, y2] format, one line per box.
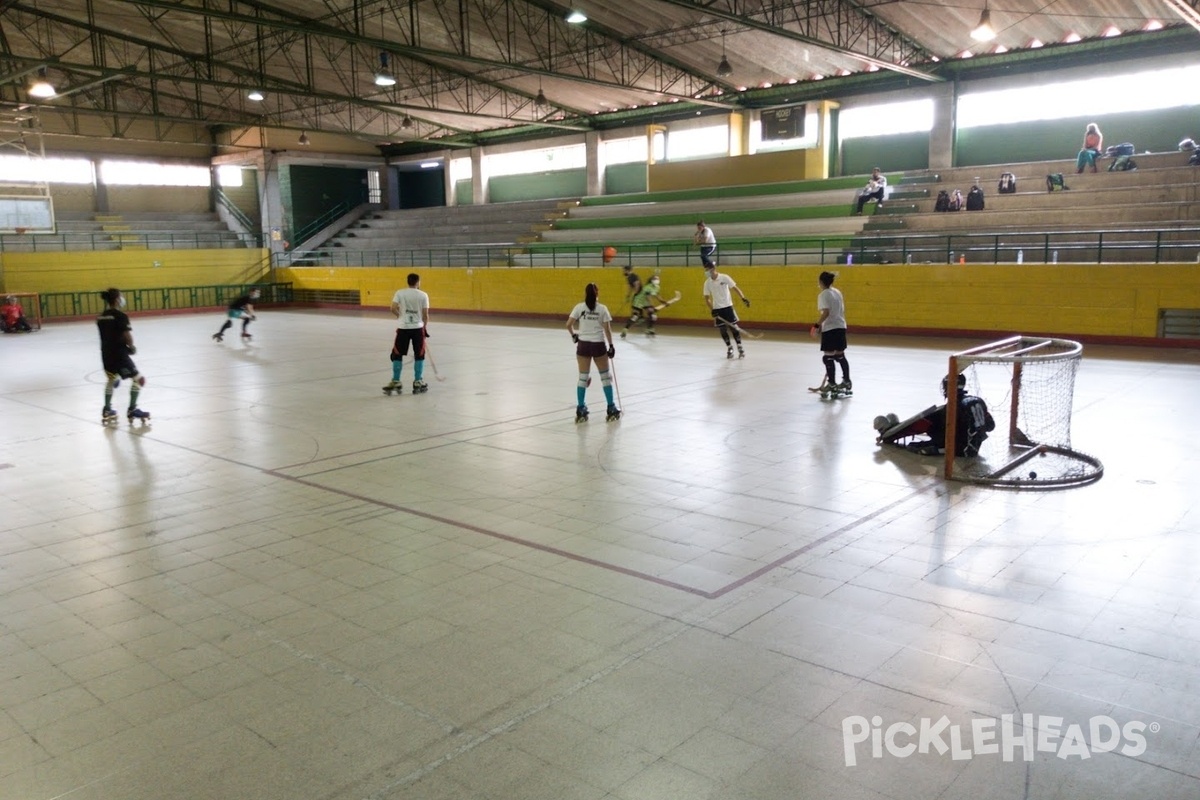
[823, 355, 836, 366]
[577, 373, 589, 389]
[135, 375, 146, 387]
[599, 370, 612, 388]
[105, 373, 119, 390]
[647, 310, 658, 324]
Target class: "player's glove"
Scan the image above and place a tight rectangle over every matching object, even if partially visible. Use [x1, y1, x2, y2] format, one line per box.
[742, 297, 751, 307]
[607, 344, 616, 359]
[571, 333, 579, 344]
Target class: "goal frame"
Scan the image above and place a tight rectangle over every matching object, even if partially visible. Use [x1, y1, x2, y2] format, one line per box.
[945, 335, 1103, 488]
[3, 291, 41, 331]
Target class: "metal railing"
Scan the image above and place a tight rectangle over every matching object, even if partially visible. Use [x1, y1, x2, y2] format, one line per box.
[216, 189, 260, 237]
[38, 282, 293, 319]
[0, 230, 261, 251]
[276, 226, 1200, 269]
[290, 200, 359, 246]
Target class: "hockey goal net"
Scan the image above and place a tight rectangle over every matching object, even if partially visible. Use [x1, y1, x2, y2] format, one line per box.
[3, 292, 41, 331]
[945, 336, 1103, 488]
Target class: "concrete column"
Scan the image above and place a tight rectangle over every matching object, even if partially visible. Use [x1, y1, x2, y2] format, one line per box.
[585, 131, 603, 197]
[471, 146, 486, 205]
[443, 152, 456, 206]
[929, 82, 956, 171]
[728, 111, 748, 157]
[259, 152, 286, 255]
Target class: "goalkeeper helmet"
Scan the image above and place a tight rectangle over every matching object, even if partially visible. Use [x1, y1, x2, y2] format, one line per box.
[941, 373, 967, 398]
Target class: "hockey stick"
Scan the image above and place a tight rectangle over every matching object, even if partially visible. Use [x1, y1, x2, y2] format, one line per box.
[608, 351, 623, 414]
[714, 316, 765, 339]
[423, 342, 446, 381]
[651, 291, 682, 312]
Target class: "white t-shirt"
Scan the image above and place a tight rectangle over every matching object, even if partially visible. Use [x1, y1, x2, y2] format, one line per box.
[697, 226, 716, 246]
[569, 302, 612, 343]
[862, 174, 887, 195]
[818, 286, 846, 331]
[704, 273, 737, 310]
[391, 287, 429, 329]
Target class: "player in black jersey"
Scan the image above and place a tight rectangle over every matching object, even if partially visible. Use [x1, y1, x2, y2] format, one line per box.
[97, 288, 150, 424]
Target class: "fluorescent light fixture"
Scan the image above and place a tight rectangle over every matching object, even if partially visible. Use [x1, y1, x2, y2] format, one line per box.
[419, 161, 439, 169]
[248, 89, 265, 101]
[374, 53, 396, 87]
[566, 10, 587, 24]
[971, 5, 996, 42]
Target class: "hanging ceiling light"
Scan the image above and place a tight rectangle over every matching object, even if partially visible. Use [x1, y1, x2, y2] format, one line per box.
[971, 4, 997, 41]
[28, 69, 56, 99]
[566, 10, 587, 24]
[716, 31, 733, 78]
[401, 114, 413, 129]
[247, 88, 265, 101]
[535, 87, 548, 107]
[298, 131, 310, 146]
[374, 52, 396, 87]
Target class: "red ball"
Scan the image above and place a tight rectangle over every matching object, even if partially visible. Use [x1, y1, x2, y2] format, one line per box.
[602, 246, 617, 263]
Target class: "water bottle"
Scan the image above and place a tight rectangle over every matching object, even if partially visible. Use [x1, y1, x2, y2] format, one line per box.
[1017, 249, 1023, 264]
[1052, 250, 1058, 264]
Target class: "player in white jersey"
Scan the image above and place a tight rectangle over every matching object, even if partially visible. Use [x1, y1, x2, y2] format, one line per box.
[702, 265, 751, 359]
[809, 270, 851, 396]
[384, 273, 431, 395]
[566, 282, 620, 422]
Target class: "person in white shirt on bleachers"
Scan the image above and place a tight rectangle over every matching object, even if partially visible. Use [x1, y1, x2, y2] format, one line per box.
[854, 167, 888, 215]
[693, 221, 717, 268]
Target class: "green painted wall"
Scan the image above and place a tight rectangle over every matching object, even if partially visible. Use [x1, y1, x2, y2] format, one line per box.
[455, 179, 473, 205]
[605, 162, 648, 195]
[488, 168, 586, 203]
[956, 106, 1200, 166]
[842, 132, 929, 175]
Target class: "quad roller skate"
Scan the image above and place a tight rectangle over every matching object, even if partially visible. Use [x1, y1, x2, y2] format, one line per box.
[411, 380, 429, 394]
[102, 407, 119, 426]
[382, 380, 401, 396]
[726, 346, 734, 360]
[619, 331, 627, 339]
[575, 405, 589, 423]
[240, 332, 252, 341]
[212, 333, 223, 342]
[606, 405, 621, 422]
[820, 380, 852, 400]
[127, 408, 151, 425]
[737, 345, 745, 359]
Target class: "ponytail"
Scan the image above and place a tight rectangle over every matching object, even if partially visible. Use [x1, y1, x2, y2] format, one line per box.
[585, 282, 598, 311]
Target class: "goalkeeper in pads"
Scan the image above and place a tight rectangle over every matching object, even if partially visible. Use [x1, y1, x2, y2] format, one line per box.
[876, 373, 995, 456]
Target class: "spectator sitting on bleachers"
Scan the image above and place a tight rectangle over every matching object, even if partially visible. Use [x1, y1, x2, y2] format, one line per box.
[1076, 123, 1103, 174]
[854, 167, 888, 216]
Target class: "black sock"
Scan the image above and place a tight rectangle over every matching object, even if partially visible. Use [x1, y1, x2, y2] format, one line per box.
[823, 355, 837, 383]
[836, 356, 850, 381]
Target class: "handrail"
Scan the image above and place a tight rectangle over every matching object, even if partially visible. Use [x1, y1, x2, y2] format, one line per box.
[274, 225, 1200, 268]
[215, 190, 260, 241]
[0, 230, 261, 251]
[291, 200, 358, 246]
[37, 282, 293, 320]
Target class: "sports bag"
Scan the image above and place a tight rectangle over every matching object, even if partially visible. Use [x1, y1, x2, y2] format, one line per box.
[966, 186, 985, 211]
[998, 172, 1016, 194]
[1108, 155, 1137, 172]
[1046, 173, 1068, 192]
[1105, 142, 1135, 157]
[935, 190, 950, 212]
[948, 189, 963, 211]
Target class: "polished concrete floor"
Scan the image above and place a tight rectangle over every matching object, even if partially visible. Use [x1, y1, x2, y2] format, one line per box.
[2, 308, 1199, 800]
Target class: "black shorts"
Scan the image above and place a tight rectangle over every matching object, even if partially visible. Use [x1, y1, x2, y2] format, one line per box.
[391, 328, 426, 361]
[712, 306, 739, 327]
[820, 328, 847, 352]
[576, 340, 607, 358]
[103, 356, 138, 379]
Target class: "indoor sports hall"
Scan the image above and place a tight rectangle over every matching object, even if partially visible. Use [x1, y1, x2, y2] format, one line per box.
[3, 309, 1199, 800]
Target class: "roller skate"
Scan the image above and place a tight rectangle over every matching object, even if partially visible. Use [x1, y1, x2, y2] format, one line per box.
[382, 380, 400, 396]
[737, 344, 745, 359]
[606, 405, 621, 422]
[821, 380, 852, 399]
[646, 329, 656, 337]
[620, 331, 627, 339]
[575, 405, 589, 423]
[127, 408, 151, 425]
[212, 333, 223, 342]
[726, 346, 734, 360]
[412, 380, 429, 394]
[102, 407, 119, 425]
[240, 332, 252, 341]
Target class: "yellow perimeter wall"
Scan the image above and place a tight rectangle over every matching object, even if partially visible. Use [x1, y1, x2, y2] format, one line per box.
[1, 249, 270, 294]
[278, 263, 1200, 341]
[648, 150, 808, 191]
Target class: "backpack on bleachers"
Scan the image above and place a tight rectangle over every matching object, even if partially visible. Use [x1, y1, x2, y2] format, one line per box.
[948, 189, 964, 211]
[998, 172, 1016, 193]
[1190, 151, 1200, 166]
[1108, 155, 1137, 172]
[1046, 173, 1068, 192]
[966, 186, 985, 211]
[935, 190, 950, 212]
[1105, 143, 1135, 158]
